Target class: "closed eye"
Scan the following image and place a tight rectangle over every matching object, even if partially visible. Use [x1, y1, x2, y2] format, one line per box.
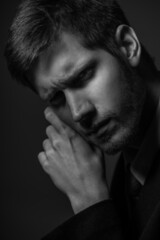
[71, 66, 95, 88]
[46, 60, 97, 107]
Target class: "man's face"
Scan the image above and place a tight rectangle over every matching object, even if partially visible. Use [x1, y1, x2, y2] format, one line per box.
[34, 33, 144, 154]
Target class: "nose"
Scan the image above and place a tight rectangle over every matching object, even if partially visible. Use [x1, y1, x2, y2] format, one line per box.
[64, 90, 96, 129]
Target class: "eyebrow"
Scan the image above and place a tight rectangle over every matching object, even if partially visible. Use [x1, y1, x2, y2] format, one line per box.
[44, 58, 97, 102]
[55, 58, 98, 89]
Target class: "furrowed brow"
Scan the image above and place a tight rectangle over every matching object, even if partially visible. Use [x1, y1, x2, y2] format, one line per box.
[57, 59, 97, 89]
[43, 59, 97, 102]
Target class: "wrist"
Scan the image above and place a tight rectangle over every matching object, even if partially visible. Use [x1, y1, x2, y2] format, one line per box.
[69, 186, 110, 214]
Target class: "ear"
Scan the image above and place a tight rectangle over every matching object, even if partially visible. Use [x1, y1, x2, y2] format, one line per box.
[115, 25, 141, 67]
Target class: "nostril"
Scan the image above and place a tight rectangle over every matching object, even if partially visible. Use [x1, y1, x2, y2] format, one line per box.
[80, 118, 90, 129]
[79, 111, 96, 129]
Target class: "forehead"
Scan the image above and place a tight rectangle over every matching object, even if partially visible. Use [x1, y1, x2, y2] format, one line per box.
[34, 33, 93, 97]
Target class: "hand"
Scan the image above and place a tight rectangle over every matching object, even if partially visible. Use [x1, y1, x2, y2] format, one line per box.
[38, 107, 110, 213]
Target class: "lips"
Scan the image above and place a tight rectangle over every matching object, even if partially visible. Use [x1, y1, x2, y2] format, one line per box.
[84, 119, 111, 138]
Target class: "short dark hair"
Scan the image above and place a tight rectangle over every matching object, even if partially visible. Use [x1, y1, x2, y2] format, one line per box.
[4, 0, 158, 90]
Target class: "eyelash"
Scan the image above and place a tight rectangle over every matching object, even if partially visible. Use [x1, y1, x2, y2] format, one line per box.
[48, 67, 95, 107]
[71, 67, 95, 88]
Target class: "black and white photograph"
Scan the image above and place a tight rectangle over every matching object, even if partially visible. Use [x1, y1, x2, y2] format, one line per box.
[1, 0, 160, 239]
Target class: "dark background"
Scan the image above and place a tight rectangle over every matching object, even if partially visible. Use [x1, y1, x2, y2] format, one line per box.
[1, 0, 160, 239]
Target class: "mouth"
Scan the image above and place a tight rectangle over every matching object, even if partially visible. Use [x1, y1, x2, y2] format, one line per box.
[84, 118, 111, 139]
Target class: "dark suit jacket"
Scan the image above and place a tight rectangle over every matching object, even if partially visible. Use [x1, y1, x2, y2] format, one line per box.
[42, 100, 160, 240]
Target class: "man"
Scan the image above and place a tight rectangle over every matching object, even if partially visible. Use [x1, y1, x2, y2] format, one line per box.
[4, 0, 160, 239]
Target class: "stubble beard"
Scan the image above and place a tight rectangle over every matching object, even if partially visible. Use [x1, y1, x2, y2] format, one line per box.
[97, 65, 146, 155]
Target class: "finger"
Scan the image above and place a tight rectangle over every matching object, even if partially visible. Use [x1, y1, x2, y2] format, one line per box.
[46, 125, 59, 142]
[44, 107, 66, 133]
[71, 134, 94, 158]
[45, 128, 63, 151]
[38, 151, 49, 171]
[43, 138, 60, 160]
[45, 107, 77, 138]
[43, 138, 55, 152]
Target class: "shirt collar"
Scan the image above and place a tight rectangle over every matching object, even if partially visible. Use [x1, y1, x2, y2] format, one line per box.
[124, 98, 160, 186]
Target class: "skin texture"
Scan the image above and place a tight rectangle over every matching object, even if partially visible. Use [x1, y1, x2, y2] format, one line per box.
[40, 108, 110, 213]
[35, 27, 146, 213]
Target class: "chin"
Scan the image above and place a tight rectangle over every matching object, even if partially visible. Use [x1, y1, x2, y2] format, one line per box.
[97, 125, 137, 155]
[100, 141, 124, 155]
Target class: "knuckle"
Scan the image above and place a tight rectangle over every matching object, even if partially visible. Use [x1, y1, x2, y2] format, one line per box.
[46, 149, 53, 158]
[54, 140, 61, 149]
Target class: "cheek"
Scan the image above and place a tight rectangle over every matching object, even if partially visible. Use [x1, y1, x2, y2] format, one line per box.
[88, 66, 124, 113]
